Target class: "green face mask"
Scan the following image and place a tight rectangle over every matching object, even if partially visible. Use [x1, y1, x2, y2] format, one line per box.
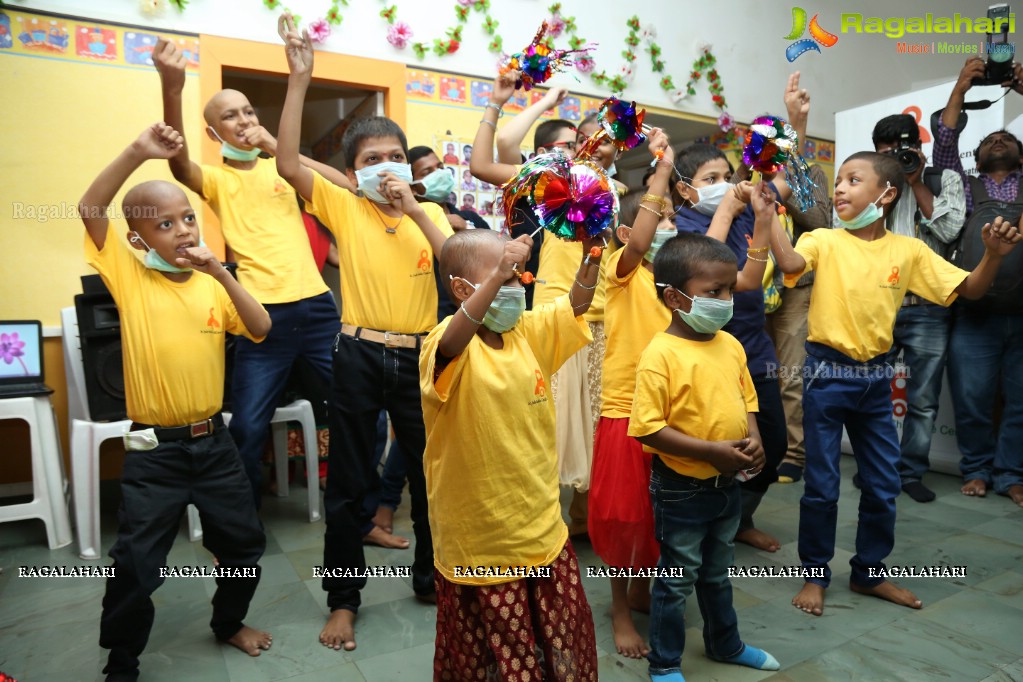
[451, 277, 527, 333]
[208, 126, 261, 162]
[415, 168, 456, 204]
[130, 233, 206, 274]
[645, 229, 677, 262]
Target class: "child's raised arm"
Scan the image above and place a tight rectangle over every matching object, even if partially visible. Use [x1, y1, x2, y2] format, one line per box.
[618, 129, 673, 278]
[955, 216, 1022, 299]
[177, 246, 272, 338]
[276, 14, 316, 201]
[469, 72, 521, 186]
[78, 123, 183, 250]
[705, 181, 775, 291]
[567, 231, 607, 318]
[153, 38, 204, 195]
[783, 71, 810, 151]
[495, 86, 568, 164]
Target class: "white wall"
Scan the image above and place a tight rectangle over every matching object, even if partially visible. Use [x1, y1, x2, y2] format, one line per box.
[20, 0, 1009, 139]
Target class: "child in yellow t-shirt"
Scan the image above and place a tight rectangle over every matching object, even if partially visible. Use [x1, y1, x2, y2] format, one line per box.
[628, 231, 780, 681]
[421, 228, 603, 681]
[771, 151, 1020, 618]
[277, 17, 453, 652]
[153, 37, 349, 507]
[79, 123, 273, 681]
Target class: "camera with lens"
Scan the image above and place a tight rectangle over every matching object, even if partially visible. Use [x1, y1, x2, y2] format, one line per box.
[886, 133, 922, 175]
[971, 3, 1015, 86]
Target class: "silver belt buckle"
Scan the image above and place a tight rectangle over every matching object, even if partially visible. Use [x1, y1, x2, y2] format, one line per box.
[383, 331, 402, 348]
[190, 419, 213, 438]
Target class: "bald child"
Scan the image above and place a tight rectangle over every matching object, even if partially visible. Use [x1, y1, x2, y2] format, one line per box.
[80, 122, 273, 682]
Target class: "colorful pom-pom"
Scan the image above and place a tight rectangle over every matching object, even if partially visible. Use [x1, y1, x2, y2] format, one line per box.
[500, 22, 592, 91]
[501, 153, 619, 241]
[742, 115, 817, 212]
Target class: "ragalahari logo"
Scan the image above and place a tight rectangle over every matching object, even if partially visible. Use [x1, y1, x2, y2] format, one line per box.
[784, 7, 839, 62]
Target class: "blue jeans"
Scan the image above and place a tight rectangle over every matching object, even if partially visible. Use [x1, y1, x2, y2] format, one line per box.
[647, 459, 744, 675]
[799, 342, 901, 589]
[228, 292, 339, 506]
[886, 304, 950, 484]
[947, 310, 1023, 493]
[362, 410, 408, 518]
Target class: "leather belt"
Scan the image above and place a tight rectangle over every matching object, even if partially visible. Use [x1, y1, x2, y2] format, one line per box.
[901, 294, 924, 307]
[653, 456, 735, 488]
[340, 324, 423, 350]
[130, 412, 224, 441]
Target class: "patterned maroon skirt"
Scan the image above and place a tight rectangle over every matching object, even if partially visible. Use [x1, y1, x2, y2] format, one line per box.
[433, 541, 598, 681]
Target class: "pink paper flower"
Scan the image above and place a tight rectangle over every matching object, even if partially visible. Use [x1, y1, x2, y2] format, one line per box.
[575, 54, 595, 74]
[669, 89, 688, 105]
[617, 63, 636, 84]
[387, 21, 413, 49]
[457, 0, 475, 5]
[0, 332, 25, 365]
[307, 19, 331, 44]
[717, 111, 735, 131]
[547, 15, 566, 38]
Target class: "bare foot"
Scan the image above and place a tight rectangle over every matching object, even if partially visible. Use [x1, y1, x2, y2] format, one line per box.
[611, 605, 650, 659]
[961, 479, 987, 497]
[373, 506, 395, 534]
[320, 609, 357, 651]
[735, 528, 781, 552]
[627, 579, 651, 614]
[362, 525, 409, 549]
[1007, 485, 1023, 507]
[792, 582, 825, 616]
[225, 625, 272, 656]
[850, 580, 922, 609]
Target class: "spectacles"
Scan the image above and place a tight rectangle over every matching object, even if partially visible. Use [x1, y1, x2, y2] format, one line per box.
[548, 141, 577, 151]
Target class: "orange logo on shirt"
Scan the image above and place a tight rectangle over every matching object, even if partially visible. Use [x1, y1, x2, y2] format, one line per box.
[417, 249, 431, 272]
[273, 179, 288, 194]
[534, 370, 546, 397]
[887, 266, 900, 285]
[207, 308, 220, 329]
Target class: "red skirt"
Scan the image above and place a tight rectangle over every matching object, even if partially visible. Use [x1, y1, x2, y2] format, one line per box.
[433, 542, 597, 682]
[588, 416, 660, 569]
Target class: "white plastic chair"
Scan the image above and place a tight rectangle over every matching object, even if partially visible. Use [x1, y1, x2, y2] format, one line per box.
[187, 400, 322, 542]
[0, 395, 73, 549]
[62, 307, 322, 559]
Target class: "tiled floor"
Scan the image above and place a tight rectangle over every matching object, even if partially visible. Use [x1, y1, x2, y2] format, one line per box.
[1, 456, 1022, 681]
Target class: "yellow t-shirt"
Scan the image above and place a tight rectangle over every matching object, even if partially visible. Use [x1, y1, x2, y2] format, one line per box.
[600, 249, 672, 418]
[420, 295, 592, 585]
[785, 229, 968, 361]
[307, 171, 453, 333]
[84, 225, 263, 426]
[533, 237, 582, 307]
[583, 246, 615, 324]
[628, 332, 758, 479]
[201, 158, 328, 304]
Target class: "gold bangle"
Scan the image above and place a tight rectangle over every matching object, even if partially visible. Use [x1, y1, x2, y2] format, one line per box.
[746, 255, 769, 263]
[638, 204, 663, 218]
[747, 246, 769, 254]
[642, 193, 669, 211]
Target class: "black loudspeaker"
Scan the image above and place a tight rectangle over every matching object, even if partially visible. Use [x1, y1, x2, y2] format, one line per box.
[75, 275, 127, 421]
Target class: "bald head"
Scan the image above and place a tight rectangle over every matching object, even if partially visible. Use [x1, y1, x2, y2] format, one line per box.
[122, 180, 190, 230]
[440, 229, 508, 296]
[203, 88, 252, 125]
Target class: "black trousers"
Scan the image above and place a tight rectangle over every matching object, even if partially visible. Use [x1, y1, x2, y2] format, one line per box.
[745, 374, 787, 493]
[100, 428, 265, 677]
[323, 333, 434, 612]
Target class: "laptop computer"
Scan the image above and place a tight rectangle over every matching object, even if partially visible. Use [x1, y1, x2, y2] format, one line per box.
[0, 320, 53, 397]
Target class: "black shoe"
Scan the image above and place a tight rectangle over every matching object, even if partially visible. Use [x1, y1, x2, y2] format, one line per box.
[852, 473, 863, 489]
[901, 480, 936, 503]
[777, 462, 803, 483]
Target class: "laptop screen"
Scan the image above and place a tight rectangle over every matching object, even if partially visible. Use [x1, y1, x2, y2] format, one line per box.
[0, 321, 43, 381]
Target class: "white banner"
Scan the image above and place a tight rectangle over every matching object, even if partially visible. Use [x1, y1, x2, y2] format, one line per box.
[835, 80, 1005, 175]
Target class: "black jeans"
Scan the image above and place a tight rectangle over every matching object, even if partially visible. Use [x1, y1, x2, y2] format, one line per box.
[100, 428, 265, 677]
[323, 333, 434, 612]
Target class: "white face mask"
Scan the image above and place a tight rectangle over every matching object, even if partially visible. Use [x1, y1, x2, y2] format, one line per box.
[691, 181, 730, 216]
[355, 162, 414, 204]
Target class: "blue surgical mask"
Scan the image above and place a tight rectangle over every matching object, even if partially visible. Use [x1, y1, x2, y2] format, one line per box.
[834, 183, 892, 230]
[658, 284, 733, 334]
[208, 126, 261, 162]
[451, 278, 527, 333]
[356, 162, 414, 204]
[645, 229, 676, 262]
[130, 233, 206, 273]
[414, 168, 456, 203]
[691, 181, 730, 216]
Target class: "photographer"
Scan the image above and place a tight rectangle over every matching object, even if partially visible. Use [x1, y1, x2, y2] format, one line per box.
[932, 56, 1023, 507]
[871, 114, 967, 503]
